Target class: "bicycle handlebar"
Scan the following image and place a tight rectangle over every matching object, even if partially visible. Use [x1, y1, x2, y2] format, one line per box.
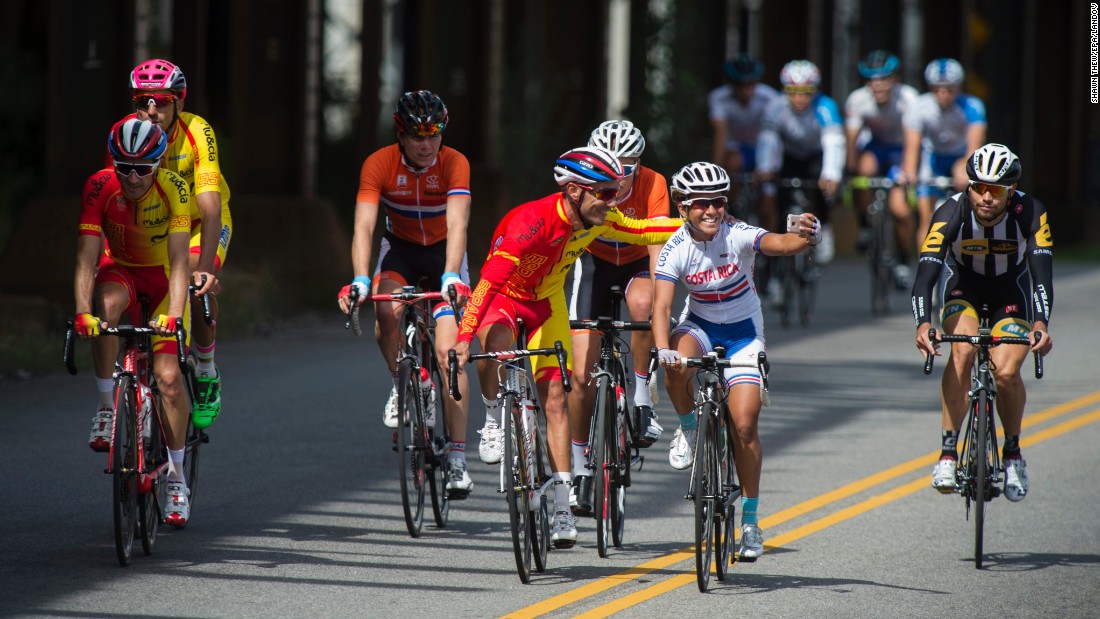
[923, 328, 1043, 379]
[191, 275, 215, 326]
[447, 341, 572, 402]
[569, 318, 652, 332]
[63, 320, 188, 375]
[848, 176, 896, 190]
[345, 286, 451, 336]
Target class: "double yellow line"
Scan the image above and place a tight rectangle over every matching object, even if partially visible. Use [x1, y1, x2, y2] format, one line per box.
[505, 391, 1100, 619]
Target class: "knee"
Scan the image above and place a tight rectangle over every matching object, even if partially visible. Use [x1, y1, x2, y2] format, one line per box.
[994, 367, 1023, 390]
[155, 365, 184, 399]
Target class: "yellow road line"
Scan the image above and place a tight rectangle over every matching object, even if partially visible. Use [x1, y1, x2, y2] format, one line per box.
[503, 396, 1100, 619]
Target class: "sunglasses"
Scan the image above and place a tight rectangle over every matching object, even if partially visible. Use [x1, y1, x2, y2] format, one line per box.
[114, 160, 159, 178]
[409, 121, 445, 138]
[969, 182, 1012, 198]
[681, 196, 729, 209]
[578, 184, 619, 202]
[784, 85, 816, 95]
[133, 93, 177, 110]
[621, 164, 637, 176]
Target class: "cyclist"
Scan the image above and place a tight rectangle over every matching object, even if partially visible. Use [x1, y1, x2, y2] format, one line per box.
[912, 144, 1053, 501]
[652, 161, 821, 561]
[844, 50, 920, 287]
[129, 58, 233, 430]
[568, 120, 668, 516]
[450, 146, 680, 549]
[756, 59, 844, 298]
[337, 90, 474, 496]
[708, 54, 778, 201]
[77, 118, 194, 526]
[901, 58, 986, 250]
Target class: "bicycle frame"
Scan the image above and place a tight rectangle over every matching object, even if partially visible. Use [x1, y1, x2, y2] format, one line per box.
[773, 177, 820, 327]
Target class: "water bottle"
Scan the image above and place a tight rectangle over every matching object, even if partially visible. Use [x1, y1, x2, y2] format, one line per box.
[419, 366, 436, 428]
[138, 384, 153, 440]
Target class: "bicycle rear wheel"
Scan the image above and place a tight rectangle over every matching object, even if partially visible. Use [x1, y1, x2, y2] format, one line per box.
[593, 377, 615, 558]
[973, 389, 991, 569]
[694, 397, 717, 592]
[138, 393, 165, 555]
[610, 394, 629, 549]
[798, 253, 817, 326]
[531, 406, 550, 573]
[869, 207, 891, 316]
[503, 394, 533, 583]
[112, 376, 139, 566]
[396, 360, 427, 537]
[428, 362, 450, 528]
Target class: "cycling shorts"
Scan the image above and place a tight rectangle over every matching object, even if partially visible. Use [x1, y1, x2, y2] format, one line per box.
[374, 232, 469, 315]
[940, 265, 1033, 337]
[477, 291, 571, 383]
[188, 210, 233, 271]
[861, 142, 904, 178]
[568, 253, 651, 322]
[917, 150, 964, 199]
[673, 312, 764, 387]
[95, 255, 190, 356]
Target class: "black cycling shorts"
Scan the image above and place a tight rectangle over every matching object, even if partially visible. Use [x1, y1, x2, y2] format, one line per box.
[568, 253, 651, 321]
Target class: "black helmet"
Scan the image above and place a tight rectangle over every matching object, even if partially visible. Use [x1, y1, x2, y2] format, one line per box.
[724, 54, 764, 83]
[393, 90, 449, 136]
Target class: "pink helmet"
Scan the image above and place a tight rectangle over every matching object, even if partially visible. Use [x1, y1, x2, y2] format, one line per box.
[130, 59, 187, 99]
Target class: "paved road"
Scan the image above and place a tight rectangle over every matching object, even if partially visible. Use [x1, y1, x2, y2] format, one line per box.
[2, 259, 1097, 618]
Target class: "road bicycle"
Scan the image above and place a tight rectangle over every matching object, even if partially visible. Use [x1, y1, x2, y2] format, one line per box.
[569, 285, 650, 558]
[448, 326, 570, 584]
[64, 285, 211, 566]
[656, 347, 769, 591]
[849, 175, 902, 316]
[923, 312, 1042, 569]
[345, 284, 455, 537]
[773, 178, 823, 327]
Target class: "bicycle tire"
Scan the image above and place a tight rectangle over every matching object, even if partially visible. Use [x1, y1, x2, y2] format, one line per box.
[138, 391, 164, 555]
[694, 393, 717, 592]
[610, 393, 628, 549]
[593, 376, 614, 558]
[798, 253, 816, 326]
[112, 376, 138, 566]
[428, 360, 450, 528]
[180, 421, 201, 522]
[973, 388, 991, 569]
[715, 417, 739, 580]
[503, 393, 533, 583]
[532, 402, 550, 573]
[396, 360, 426, 538]
[779, 256, 796, 328]
[869, 204, 891, 316]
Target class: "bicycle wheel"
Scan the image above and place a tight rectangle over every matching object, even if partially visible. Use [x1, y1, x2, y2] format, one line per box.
[532, 407, 550, 573]
[112, 376, 139, 566]
[138, 392, 164, 555]
[694, 397, 717, 592]
[869, 206, 891, 315]
[715, 417, 739, 581]
[396, 360, 427, 537]
[779, 256, 796, 328]
[798, 253, 817, 326]
[973, 388, 991, 569]
[593, 377, 614, 558]
[503, 394, 533, 583]
[610, 393, 629, 549]
[428, 361, 450, 528]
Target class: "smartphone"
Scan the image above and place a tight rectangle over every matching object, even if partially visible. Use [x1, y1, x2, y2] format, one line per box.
[786, 213, 801, 232]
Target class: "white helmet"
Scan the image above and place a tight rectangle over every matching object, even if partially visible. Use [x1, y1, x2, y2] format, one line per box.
[670, 162, 730, 199]
[924, 58, 964, 86]
[779, 60, 821, 88]
[588, 120, 646, 159]
[967, 143, 1021, 184]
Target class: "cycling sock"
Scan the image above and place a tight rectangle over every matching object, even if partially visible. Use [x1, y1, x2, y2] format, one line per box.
[940, 430, 959, 459]
[571, 440, 589, 477]
[633, 371, 653, 407]
[447, 442, 466, 461]
[482, 396, 500, 423]
[1003, 435, 1021, 460]
[552, 472, 572, 511]
[168, 448, 186, 484]
[96, 377, 114, 408]
[194, 341, 216, 375]
[678, 411, 698, 431]
[741, 497, 759, 526]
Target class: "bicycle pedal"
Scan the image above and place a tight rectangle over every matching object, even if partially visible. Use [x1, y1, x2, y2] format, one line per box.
[631, 455, 644, 470]
[446, 489, 470, 501]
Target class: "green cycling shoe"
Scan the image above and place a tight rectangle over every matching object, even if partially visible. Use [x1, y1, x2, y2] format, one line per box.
[191, 368, 221, 429]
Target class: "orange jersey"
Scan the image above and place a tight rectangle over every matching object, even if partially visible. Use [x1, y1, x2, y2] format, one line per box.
[79, 168, 192, 267]
[117, 111, 232, 228]
[457, 193, 681, 343]
[586, 166, 670, 265]
[356, 144, 472, 246]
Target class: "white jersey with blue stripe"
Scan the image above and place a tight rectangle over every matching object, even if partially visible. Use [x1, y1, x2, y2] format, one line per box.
[655, 220, 767, 324]
[707, 83, 780, 150]
[844, 83, 920, 146]
[756, 93, 846, 180]
[902, 92, 986, 155]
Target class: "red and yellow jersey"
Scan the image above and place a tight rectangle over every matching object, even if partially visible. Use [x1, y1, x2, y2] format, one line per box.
[117, 111, 232, 228]
[457, 193, 681, 343]
[356, 144, 471, 246]
[586, 166, 670, 265]
[78, 168, 191, 267]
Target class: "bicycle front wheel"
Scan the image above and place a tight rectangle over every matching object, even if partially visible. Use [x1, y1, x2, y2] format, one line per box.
[694, 397, 718, 591]
[869, 207, 891, 315]
[428, 361, 450, 528]
[531, 407, 550, 573]
[593, 377, 615, 558]
[610, 393, 629, 549]
[715, 416, 739, 580]
[396, 360, 427, 537]
[503, 394, 533, 583]
[138, 392, 165, 555]
[112, 376, 139, 566]
[973, 389, 991, 569]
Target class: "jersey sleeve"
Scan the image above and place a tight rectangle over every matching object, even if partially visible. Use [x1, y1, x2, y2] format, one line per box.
[844, 89, 864, 130]
[961, 95, 987, 124]
[597, 210, 682, 245]
[1024, 196, 1054, 324]
[910, 198, 962, 325]
[79, 169, 116, 237]
[443, 147, 472, 199]
[164, 170, 193, 234]
[654, 231, 686, 283]
[356, 149, 388, 204]
[707, 87, 726, 121]
[188, 115, 225, 196]
[644, 172, 670, 219]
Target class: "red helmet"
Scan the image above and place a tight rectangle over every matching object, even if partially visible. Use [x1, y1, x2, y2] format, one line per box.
[130, 58, 187, 99]
[108, 118, 167, 161]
